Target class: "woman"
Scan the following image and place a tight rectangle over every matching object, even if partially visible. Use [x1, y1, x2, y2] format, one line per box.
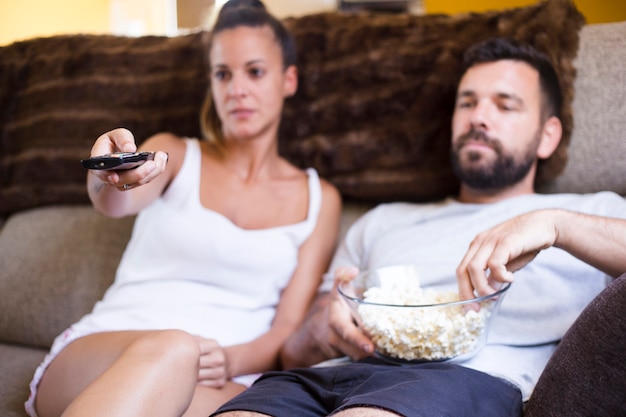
[26, 1, 342, 416]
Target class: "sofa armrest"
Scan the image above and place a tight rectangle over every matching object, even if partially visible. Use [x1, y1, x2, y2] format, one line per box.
[0, 206, 134, 348]
[0, 344, 46, 417]
[525, 274, 626, 416]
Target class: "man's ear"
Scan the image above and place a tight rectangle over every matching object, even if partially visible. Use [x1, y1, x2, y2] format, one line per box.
[283, 65, 298, 97]
[537, 116, 563, 159]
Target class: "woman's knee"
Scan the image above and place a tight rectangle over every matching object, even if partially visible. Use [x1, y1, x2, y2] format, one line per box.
[128, 329, 201, 373]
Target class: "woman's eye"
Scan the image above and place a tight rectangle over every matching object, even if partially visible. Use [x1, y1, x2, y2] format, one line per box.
[214, 70, 230, 81]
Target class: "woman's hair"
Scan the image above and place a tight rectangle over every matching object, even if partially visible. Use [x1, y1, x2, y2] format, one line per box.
[199, 0, 297, 152]
[462, 37, 563, 123]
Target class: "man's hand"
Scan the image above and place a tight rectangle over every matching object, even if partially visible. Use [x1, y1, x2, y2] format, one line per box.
[322, 267, 376, 360]
[281, 267, 375, 368]
[456, 210, 558, 300]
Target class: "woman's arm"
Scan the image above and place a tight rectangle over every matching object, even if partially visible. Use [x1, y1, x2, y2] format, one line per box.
[223, 179, 343, 377]
[457, 209, 626, 300]
[86, 129, 183, 218]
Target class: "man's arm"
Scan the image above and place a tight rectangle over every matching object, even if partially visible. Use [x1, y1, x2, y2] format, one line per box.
[553, 210, 626, 276]
[457, 209, 626, 299]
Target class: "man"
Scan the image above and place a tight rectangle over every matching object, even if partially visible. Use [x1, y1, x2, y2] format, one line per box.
[211, 38, 626, 416]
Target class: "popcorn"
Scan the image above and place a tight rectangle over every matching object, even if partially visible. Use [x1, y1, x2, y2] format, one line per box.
[357, 283, 491, 361]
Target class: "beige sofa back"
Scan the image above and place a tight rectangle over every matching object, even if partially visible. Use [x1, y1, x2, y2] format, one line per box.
[0, 0, 597, 216]
[540, 21, 626, 196]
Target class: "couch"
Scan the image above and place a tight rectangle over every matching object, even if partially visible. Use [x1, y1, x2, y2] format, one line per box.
[1, 0, 625, 415]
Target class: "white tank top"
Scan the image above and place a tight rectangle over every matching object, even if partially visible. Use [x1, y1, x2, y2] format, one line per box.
[74, 139, 322, 346]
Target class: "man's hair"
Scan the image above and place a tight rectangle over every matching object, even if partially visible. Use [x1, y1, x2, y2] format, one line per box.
[462, 37, 562, 122]
[200, 0, 297, 152]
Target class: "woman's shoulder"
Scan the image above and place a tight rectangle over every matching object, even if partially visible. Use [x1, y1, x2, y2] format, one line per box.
[285, 162, 339, 198]
[301, 167, 341, 223]
[277, 161, 341, 216]
[318, 175, 341, 209]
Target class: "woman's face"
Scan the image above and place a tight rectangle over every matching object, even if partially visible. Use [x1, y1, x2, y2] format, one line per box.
[209, 25, 297, 143]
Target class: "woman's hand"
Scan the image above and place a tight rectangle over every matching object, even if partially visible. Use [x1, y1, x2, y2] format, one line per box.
[194, 336, 229, 388]
[87, 129, 175, 217]
[90, 127, 137, 157]
[88, 128, 169, 191]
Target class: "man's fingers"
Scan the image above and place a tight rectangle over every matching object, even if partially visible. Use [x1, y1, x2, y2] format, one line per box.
[327, 300, 374, 358]
[456, 266, 477, 301]
[334, 266, 359, 283]
[458, 238, 497, 299]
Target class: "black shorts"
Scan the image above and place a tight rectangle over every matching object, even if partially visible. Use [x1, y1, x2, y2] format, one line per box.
[213, 359, 523, 417]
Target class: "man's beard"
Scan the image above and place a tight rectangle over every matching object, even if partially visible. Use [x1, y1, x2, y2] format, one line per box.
[450, 128, 537, 191]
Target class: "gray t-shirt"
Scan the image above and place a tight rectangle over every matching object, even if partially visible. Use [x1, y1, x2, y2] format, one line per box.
[322, 191, 626, 399]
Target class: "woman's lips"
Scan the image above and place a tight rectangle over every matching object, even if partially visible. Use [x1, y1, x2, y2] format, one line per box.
[230, 108, 254, 118]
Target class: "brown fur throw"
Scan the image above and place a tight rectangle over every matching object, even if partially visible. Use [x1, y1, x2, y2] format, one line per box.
[0, 0, 584, 215]
[0, 34, 207, 214]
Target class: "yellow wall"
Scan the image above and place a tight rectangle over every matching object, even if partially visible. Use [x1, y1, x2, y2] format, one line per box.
[0, 0, 109, 46]
[425, 0, 626, 24]
[1, 0, 625, 47]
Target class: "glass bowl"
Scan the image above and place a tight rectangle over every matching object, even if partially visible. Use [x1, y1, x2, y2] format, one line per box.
[337, 264, 510, 363]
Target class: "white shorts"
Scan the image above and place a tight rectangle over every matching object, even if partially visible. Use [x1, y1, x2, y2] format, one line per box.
[25, 327, 82, 417]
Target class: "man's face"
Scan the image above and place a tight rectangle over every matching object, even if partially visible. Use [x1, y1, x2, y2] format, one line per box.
[450, 60, 544, 190]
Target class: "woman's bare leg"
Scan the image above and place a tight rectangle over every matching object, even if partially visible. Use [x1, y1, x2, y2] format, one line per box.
[35, 329, 200, 417]
[182, 383, 247, 417]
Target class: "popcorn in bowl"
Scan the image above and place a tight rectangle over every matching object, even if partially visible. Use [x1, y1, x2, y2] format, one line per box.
[337, 264, 510, 362]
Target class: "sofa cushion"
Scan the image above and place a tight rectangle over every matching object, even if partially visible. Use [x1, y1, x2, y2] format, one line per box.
[0, 344, 46, 417]
[0, 0, 585, 215]
[524, 274, 626, 417]
[0, 206, 134, 348]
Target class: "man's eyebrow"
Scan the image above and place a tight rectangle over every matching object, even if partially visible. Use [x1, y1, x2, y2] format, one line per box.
[496, 92, 524, 106]
[456, 90, 524, 105]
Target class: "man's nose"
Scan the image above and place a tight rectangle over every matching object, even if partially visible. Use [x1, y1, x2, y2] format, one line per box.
[469, 100, 490, 129]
